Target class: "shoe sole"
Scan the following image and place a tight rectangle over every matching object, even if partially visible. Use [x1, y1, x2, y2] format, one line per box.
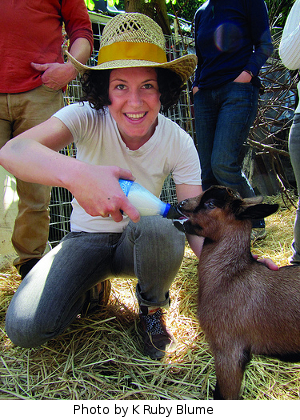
[251, 232, 267, 244]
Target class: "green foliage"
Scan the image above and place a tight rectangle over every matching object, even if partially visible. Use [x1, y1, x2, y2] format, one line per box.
[170, 0, 292, 26]
[165, 0, 203, 22]
[265, 0, 294, 27]
[84, 0, 293, 27]
[84, 0, 96, 10]
[84, 0, 120, 10]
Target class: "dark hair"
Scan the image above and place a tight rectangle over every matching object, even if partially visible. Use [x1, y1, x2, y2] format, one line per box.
[80, 67, 184, 112]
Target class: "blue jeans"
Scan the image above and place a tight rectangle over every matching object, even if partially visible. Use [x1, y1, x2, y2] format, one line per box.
[288, 114, 300, 263]
[5, 216, 185, 348]
[194, 82, 264, 228]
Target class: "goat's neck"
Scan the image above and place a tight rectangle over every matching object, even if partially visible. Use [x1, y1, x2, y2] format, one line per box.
[199, 227, 252, 279]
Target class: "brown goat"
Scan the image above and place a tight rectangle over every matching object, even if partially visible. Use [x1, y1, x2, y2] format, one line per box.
[174, 185, 300, 400]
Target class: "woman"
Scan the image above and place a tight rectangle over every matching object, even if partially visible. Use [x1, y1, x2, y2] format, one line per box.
[279, 0, 300, 264]
[0, 13, 202, 360]
[192, 0, 273, 242]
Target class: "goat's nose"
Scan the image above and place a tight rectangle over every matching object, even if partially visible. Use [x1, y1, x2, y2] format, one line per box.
[166, 206, 183, 219]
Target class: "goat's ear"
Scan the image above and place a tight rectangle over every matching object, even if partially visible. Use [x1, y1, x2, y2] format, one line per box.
[237, 203, 279, 220]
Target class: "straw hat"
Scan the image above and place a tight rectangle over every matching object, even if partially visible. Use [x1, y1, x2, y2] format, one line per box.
[66, 12, 197, 84]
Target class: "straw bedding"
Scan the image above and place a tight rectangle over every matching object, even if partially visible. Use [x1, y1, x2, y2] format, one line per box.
[1, 194, 300, 400]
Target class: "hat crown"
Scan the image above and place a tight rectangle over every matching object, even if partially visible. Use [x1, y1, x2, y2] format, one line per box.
[66, 12, 197, 85]
[100, 13, 166, 52]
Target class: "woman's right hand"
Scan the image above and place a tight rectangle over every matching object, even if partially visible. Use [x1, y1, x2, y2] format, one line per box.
[67, 164, 141, 223]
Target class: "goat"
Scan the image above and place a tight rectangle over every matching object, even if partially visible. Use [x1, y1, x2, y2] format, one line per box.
[174, 185, 300, 400]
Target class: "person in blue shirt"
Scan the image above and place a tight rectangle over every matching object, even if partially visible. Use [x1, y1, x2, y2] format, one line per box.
[192, 0, 273, 242]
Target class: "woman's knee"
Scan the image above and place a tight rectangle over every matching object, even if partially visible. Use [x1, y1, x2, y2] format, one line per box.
[5, 278, 62, 348]
[5, 306, 46, 348]
[134, 216, 184, 245]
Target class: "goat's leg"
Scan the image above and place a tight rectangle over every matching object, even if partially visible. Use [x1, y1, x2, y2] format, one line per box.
[213, 348, 251, 400]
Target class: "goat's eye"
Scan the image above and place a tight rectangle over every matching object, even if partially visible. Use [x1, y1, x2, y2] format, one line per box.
[204, 200, 215, 209]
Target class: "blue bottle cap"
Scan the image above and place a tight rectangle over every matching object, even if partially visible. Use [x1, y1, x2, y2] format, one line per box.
[162, 203, 171, 218]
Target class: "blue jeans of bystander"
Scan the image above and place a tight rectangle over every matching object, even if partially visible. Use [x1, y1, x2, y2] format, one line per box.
[288, 113, 300, 263]
[194, 82, 258, 196]
[193, 81, 264, 228]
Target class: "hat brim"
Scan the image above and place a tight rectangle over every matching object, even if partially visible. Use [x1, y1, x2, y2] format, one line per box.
[66, 51, 197, 84]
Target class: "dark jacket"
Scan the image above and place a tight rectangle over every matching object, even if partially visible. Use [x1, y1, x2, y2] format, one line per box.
[193, 0, 273, 89]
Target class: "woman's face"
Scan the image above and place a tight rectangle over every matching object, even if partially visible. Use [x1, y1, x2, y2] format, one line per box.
[108, 67, 161, 150]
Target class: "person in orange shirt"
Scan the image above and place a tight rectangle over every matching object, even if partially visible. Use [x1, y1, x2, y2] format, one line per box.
[0, 0, 93, 278]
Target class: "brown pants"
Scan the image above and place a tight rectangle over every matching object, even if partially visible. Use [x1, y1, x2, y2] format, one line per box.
[0, 85, 64, 268]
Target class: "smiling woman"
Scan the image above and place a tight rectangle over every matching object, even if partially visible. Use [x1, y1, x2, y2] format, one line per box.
[0, 12, 203, 361]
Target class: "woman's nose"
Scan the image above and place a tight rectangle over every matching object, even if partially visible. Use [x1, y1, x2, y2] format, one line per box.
[127, 90, 143, 106]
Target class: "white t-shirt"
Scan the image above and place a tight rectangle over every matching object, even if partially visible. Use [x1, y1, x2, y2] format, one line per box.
[279, 0, 300, 113]
[54, 102, 201, 233]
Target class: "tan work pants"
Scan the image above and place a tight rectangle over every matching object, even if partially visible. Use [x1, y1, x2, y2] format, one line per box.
[0, 85, 64, 268]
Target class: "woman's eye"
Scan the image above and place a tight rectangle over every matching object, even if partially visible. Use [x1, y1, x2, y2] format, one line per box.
[116, 84, 126, 90]
[143, 83, 153, 89]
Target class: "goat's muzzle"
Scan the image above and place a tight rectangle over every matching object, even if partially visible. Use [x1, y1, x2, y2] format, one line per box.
[172, 205, 192, 233]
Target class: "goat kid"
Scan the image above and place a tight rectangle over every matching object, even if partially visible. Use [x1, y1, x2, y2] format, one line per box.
[174, 185, 300, 400]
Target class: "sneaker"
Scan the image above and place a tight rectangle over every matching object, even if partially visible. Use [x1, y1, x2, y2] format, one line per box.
[139, 306, 173, 360]
[251, 227, 266, 244]
[82, 280, 111, 315]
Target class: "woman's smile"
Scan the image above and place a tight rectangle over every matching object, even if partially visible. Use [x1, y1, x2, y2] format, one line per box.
[125, 112, 147, 120]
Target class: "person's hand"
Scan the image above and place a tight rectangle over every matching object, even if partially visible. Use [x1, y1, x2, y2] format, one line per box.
[31, 62, 78, 90]
[233, 71, 252, 83]
[67, 165, 141, 224]
[192, 86, 199, 95]
[252, 254, 279, 271]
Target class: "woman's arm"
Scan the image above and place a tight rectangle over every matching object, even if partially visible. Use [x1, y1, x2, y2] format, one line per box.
[0, 117, 140, 223]
[192, 8, 204, 89]
[245, 0, 273, 76]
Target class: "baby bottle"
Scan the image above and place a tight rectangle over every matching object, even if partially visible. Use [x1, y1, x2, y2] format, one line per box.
[119, 179, 181, 219]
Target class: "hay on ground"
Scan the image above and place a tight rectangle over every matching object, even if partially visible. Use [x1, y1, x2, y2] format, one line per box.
[1, 194, 300, 400]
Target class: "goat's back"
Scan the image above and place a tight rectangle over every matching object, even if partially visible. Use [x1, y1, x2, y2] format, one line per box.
[198, 260, 300, 356]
